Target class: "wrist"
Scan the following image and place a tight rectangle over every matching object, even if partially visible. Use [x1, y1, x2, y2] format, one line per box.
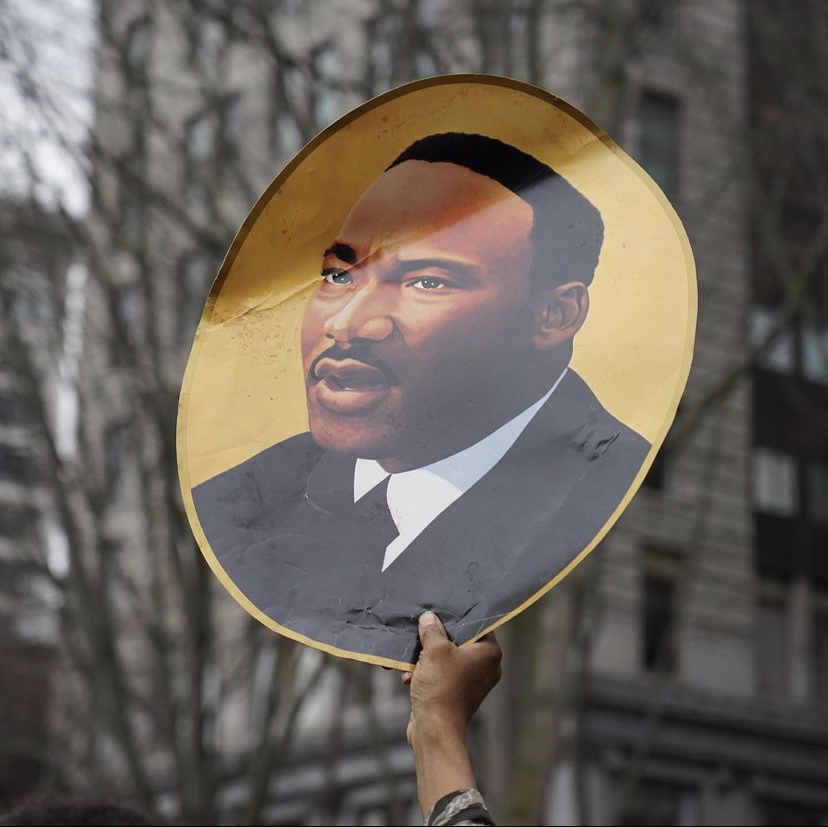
[411, 711, 467, 751]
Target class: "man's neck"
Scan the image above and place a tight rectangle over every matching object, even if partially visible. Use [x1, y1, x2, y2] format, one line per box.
[375, 367, 567, 474]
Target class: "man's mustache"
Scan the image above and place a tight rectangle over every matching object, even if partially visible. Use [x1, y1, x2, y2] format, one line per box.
[309, 343, 398, 384]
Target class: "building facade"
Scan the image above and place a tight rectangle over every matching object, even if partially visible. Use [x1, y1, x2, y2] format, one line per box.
[76, 0, 828, 823]
[0, 199, 76, 805]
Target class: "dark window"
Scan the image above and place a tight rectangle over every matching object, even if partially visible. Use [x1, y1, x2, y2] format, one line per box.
[115, 284, 141, 329]
[220, 95, 242, 158]
[641, 547, 680, 672]
[638, 91, 680, 198]
[180, 253, 213, 343]
[105, 423, 130, 497]
[641, 0, 675, 28]
[184, 94, 242, 192]
[185, 111, 214, 166]
[311, 45, 339, 129]
[125, 18, 149, 77]
[273, 108, 302, 156]
[120, 186, 143, 249]
[812, 601, 828, 704]
[0, 391, 20, 425]
[111, 285, 141, 365]
[0, 445, 39, 484]
[619, 780, 697, 826]
[10, 284, 52, 326]
[756, 585, 789, 698]
[189, 13, 223, 65]
[808, 460, 828, 523]
[0, 505, 38, 539]
[752, 447, 798, 517]
[761, 799, 828, 827]
[367, 17, 394, 95]
[643, 406, 681, 492]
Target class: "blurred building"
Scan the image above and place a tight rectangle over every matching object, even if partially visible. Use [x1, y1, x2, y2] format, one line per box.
[80, 0, 828, 824]
[0, 199, 75, 805]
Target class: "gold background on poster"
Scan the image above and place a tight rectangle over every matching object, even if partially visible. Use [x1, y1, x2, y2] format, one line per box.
[177, 76, 696, 669]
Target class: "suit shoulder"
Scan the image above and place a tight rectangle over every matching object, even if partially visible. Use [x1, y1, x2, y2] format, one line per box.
[192, 432, 322, 521]
[563, 370, 651, 463]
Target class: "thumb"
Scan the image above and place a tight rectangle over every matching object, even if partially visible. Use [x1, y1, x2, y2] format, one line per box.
[418, 611, 448, 648]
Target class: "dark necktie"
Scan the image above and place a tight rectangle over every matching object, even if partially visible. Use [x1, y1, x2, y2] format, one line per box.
[352, 475, 399, 548]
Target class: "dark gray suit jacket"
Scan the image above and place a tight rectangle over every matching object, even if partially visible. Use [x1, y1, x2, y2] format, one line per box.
[192, 370, 650, 663]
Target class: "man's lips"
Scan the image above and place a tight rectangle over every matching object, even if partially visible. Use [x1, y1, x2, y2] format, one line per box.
[310, 357, 394, 415]
[313, 357, 391, 390]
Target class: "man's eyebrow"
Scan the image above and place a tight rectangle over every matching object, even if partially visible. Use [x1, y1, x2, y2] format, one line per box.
[323, 243, 358, 265]
[396, 257, 477, 278]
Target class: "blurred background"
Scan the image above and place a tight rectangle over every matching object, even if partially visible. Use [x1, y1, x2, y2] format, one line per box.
[0, 0, 827, 824]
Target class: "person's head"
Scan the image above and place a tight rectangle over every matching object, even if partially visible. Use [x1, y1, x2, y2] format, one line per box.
[301, 132, 604, 469]
[0, 798, 159, 826]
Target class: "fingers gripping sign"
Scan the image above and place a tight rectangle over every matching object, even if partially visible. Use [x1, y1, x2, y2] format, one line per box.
[404, 612, 502, 748]
[399, 611, 502, 818]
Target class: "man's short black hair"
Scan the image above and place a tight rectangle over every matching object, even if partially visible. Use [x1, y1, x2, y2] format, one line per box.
[388, 132, 604, 287]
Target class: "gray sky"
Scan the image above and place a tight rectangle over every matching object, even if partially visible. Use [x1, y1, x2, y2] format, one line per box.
[0, 0, 94, 215]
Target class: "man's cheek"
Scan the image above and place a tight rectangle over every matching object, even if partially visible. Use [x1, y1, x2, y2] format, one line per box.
[300, 308, 323, 357]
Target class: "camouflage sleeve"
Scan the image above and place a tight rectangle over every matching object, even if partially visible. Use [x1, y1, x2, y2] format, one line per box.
[425, 788, 495, 826]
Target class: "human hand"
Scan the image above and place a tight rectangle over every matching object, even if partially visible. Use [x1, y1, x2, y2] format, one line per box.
[403, 611, 502, 749]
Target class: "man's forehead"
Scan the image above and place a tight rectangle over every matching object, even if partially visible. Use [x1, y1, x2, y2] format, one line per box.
[332, 159, 534, 254]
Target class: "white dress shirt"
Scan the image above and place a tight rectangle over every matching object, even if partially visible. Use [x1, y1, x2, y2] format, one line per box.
[354, 368, 568, 571]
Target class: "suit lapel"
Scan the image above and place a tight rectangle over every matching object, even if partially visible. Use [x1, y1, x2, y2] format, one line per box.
[376, 370, 607, 618]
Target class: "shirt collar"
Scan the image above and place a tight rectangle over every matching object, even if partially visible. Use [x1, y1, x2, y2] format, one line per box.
[353, 368, 568, 568]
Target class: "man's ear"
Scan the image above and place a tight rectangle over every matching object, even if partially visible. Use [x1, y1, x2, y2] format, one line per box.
[531, 281, 589, 351]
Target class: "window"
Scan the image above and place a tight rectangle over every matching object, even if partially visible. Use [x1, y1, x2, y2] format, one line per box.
[180, 252, 212, 342]
[0, 505, 38, 539]
[184, 95, 242, 190]
[638, 91, 680, 198]
[808, 460, 828, 523]
[368, 17, 394, 94]
[125, 18, 149, 77]
[273, 110, 302, 156]
[10, 284, 52, 326]
[112, 285, 141, 365]
[414, 49, 437, 78]
[115, 284, 141, 329]
[643, 405, 681, 492]
[105, 423, 130, 497]
[641, 547, 680, 673]
[641, 0, 675, 28]
[756, 583, 789, 698]
[184, 110, 215, 199]
[748, 306, 796, 373]
[0, 445, 39, 484]
[282, 66, 309, 122]
[618, 780, 698, 826]
[220, 95, 242, 157]
[752, 447, 798, 517]
[185, 112, 215, 165]
[813, 597, 828, 704]
[190, 14, 223, 64]
[761, 799, 828, 826]
[0, 391, 20, 426]
[801, 324, 828, 384]
[120, 186, 143, 249]
[312, 46, 340, 128]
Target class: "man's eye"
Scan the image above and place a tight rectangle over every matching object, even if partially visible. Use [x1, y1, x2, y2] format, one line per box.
[322, 269, 353, 286]
[410, 277, 450, 290]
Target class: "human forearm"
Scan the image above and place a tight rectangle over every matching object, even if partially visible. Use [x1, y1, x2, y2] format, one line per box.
[412, 719, 476, 816]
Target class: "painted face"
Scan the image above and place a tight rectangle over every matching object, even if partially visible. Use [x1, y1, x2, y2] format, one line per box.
[301, 160, 537, 467]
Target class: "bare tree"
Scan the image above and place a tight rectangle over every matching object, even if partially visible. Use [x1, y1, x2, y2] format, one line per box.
[1, 1, 825, 825]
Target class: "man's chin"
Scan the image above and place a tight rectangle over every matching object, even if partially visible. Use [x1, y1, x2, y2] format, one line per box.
[307, 410, 396, 458]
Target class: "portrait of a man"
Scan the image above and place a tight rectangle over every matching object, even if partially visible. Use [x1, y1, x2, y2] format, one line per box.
[192, 132, 651, 664]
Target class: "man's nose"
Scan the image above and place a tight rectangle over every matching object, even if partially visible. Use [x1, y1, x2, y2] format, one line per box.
[323, 285, 395, 344]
